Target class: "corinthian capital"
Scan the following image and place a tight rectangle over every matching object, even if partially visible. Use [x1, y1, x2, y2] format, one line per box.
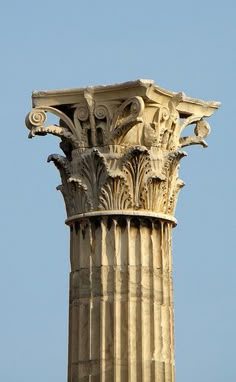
[25, 79, 220, 220]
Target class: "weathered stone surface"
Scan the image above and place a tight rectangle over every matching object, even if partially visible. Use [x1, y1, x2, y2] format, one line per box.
[67, 217, 174, 381]
[26, 80, 220, 381]
[26, 80, 219, 219]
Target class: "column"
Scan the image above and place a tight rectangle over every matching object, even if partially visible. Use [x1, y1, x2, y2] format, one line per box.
[25, 79, 220, 382]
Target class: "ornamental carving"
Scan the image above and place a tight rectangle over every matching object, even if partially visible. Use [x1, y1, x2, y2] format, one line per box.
[26, 80, 220, 218]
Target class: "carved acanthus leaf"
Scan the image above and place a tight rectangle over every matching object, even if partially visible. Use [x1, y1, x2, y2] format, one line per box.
[142, 176, 165, 211]
[47, 154, 91, 216]
[167, 178, 185, 215]
[99, 174, 132, 210]
[122, 146, 151, 209]
[77, 149, 109, 210]
[47, 154, 71, 184]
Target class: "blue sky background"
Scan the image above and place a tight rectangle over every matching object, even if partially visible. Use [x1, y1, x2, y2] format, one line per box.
[0, 0, 235, 381]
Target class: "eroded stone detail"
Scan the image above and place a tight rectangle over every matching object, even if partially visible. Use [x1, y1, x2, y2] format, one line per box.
[26, 80, 219, 218]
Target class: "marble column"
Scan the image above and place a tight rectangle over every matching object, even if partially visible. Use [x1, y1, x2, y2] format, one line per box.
[26, 79, 220, 382]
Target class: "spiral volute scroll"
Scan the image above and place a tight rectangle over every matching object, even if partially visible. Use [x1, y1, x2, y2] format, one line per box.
[123, 96, 145, 118]
[160, 106, 170, 122]
[94, 104, 110, 120]
[75, 104, 89, 122]
[26, 108, 47, 129]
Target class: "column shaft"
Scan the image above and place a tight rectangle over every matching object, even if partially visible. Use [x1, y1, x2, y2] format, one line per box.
[68, 216, 174, 382]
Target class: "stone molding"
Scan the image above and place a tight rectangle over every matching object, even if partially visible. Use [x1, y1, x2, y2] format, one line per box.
[25, 79, 220, 218]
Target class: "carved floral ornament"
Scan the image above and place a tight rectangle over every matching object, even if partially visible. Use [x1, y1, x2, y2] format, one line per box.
[25, 80, 220, 219]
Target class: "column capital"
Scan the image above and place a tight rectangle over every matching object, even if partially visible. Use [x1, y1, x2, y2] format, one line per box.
[25, 79, 220, 219]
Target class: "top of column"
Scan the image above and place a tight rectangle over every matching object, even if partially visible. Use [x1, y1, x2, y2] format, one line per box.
[25, 79, 220, 222]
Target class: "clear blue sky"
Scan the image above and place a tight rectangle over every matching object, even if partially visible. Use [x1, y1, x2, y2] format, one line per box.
[0, 0, 235, 381]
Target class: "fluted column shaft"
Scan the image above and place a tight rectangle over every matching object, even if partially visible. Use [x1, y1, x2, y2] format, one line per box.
[67, 215, 174, 382]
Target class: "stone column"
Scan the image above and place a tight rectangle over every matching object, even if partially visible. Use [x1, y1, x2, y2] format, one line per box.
[26, 80, 220, 382]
